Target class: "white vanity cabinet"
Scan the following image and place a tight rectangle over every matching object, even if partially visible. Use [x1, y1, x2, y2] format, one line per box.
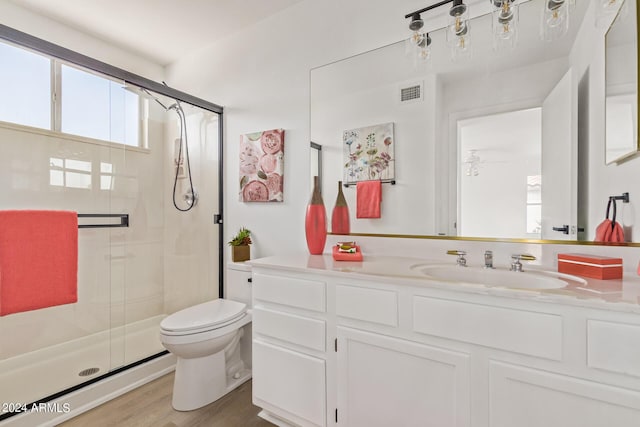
[251, 271, 330, 427]
[251, 259, 640, 427]
[336, 326, 471, 427]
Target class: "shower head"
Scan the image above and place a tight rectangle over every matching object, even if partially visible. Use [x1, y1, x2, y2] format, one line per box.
[122, 83, 178, 112]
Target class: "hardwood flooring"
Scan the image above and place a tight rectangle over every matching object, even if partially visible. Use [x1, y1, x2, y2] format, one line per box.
[58, 373, 273, 427]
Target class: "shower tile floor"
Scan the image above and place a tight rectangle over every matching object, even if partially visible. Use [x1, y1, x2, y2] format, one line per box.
[0, 315, 165, 405]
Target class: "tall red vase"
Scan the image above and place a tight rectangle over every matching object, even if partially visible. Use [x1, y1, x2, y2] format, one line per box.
[305, 176, 327, 255]
[331, 181, 350, 234]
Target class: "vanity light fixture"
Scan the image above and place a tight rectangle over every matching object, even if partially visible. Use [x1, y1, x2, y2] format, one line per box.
[406, 0, 575, 63]
[405, 0, 468, 64]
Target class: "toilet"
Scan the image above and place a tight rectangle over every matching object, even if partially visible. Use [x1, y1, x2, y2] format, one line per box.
[160, 262, 253, 411]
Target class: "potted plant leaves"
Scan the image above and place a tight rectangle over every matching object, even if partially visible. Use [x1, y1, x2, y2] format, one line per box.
[228, 227, 252, 262]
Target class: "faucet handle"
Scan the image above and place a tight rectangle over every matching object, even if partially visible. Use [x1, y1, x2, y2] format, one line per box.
[484, 250, 494, 269]
[510, 254, 536, 272]
[447, 250, 467, 267]
[511, 254, 536, 261]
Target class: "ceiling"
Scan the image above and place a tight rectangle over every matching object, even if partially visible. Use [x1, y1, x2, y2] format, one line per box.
[8, 0, 303, 65]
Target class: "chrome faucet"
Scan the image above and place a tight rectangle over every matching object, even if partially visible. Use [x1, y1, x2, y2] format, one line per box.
[483, 250, 494, 269]
[447, 250, 467, 267]
[510, 254, 536, 272]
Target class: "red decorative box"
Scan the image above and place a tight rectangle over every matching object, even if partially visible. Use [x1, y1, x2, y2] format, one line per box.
[557, 253, 623, 280]
[332, 245, 363, 262]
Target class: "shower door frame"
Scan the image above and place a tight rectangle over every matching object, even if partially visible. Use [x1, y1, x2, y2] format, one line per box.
[0, 23, 226, 420]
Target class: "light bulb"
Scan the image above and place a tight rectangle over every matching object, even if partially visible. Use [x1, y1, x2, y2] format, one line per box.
[493, 0, 518, 51]
[448, 1, 472, 61]
[541, 0, 569, 41]
[411, 31, 424, 46]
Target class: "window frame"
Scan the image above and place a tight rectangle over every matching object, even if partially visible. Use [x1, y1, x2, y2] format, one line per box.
[0, 38, 146, 148]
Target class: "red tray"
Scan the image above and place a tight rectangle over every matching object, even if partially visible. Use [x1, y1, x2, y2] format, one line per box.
[332, 245, 363, 261]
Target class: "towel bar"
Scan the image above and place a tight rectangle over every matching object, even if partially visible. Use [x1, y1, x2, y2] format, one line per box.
[609, 193, 630, 203]
[343, 179, 396, 188]
[78, 213, 129, 228]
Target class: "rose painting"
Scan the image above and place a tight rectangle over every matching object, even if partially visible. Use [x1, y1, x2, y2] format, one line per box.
[240, 129, 284, 202]
[343, 122, 394, 184]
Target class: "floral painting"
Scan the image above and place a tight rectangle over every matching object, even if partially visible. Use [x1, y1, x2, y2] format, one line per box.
[239, 129, 284, 202]
[343, 122, 394, 183]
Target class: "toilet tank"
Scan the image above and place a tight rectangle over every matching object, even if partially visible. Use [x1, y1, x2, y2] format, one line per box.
[226, 262, 252, 306]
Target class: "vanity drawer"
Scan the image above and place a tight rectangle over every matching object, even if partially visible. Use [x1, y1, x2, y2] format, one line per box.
[253, 272, 326, 312]
[412, 296, 563, 360]
[253, 306, 326, 352]
[336, 284, 398, 327]
[588, 320, 640, 377]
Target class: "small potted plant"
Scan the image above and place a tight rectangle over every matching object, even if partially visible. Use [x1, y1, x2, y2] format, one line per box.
[228, 227, 252, 262]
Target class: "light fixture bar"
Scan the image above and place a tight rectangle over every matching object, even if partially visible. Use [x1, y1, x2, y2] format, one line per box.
[405, 0, 456, 19]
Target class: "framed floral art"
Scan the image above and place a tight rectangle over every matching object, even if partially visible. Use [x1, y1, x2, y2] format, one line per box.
[343, 122, 394, 184]
[239, 129, 284, 202]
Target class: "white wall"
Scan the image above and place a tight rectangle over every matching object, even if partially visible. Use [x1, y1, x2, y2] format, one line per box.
[166, 0, 435, 258]
[311, 41, 436, 235]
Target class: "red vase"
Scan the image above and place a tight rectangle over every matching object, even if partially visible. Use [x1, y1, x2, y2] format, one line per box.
[331, 181, 350, 234]
[305, 176, 327, 255]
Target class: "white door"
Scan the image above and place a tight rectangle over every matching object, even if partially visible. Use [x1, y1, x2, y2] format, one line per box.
[541, 68, 578, 239]
[336, 327, 470, 427]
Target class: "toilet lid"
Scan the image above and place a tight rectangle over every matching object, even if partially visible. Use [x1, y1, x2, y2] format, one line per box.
[160, 299, 247, 333]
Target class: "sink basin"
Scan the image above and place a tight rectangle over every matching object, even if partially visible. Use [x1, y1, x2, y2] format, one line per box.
[413, 265, 584, 290]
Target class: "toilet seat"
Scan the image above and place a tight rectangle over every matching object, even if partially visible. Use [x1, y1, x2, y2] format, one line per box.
[160, 299, 247, 336]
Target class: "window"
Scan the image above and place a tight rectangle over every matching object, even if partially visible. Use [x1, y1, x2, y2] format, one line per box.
[526, 175, 542, 234]
[0, 40, 141, 147]
[0, 41, 51, 129]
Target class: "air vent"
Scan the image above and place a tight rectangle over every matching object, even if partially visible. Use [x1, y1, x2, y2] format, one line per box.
[400, 83, 422, 103]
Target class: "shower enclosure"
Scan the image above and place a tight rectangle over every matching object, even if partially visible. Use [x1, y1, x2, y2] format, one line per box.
[0, 25, 223, 420]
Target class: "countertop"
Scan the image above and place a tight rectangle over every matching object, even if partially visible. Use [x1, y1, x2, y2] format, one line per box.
[249, 254, 640, 314]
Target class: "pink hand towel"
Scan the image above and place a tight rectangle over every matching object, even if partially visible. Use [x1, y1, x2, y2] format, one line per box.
[0, 210, 78, 316]
[356, 180, 382, 219]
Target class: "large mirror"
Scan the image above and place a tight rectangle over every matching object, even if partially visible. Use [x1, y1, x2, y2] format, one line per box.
[311, 0, 639, 244]
[605, 0, 638, 164]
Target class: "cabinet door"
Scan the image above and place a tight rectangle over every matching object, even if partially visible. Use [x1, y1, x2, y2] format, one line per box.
[490, 361, 640, 427]
[253, 339, 326, 427]
[336, 327, 470, 427]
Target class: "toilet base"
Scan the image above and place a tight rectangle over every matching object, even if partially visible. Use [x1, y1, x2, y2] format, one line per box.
[171, 352, 252, 411]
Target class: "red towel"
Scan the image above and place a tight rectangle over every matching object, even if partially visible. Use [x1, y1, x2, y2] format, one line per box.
[595, 219, 625, 243]
[0, 210, 78, 316]
[594, 219, 613, 242]
[356, 181, 382, 218]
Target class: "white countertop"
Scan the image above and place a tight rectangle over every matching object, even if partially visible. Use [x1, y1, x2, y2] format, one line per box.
[249, 254, 640, 314]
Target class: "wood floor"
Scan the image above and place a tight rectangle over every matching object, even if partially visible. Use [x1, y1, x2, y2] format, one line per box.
[58, 373, 273, 427]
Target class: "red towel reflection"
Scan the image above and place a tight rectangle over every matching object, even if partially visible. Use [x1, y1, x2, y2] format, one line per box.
[356, 181, 382, 219]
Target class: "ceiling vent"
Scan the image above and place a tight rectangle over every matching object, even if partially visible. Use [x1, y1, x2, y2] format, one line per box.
[399, 82, 423, 103]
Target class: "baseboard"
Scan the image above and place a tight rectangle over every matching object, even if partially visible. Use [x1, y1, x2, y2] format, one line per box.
[258, 410, 300, 427]
[1, 353, 176, 427]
